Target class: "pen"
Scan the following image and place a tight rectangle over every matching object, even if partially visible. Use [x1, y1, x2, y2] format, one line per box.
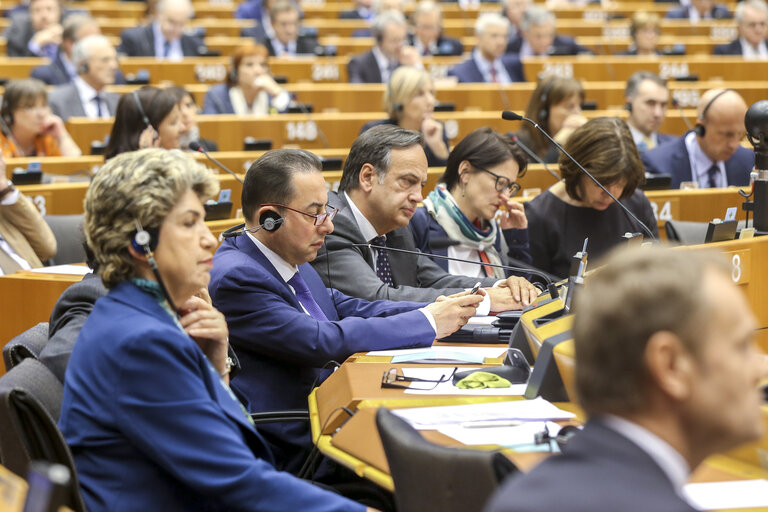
[460, 420, 523, 429]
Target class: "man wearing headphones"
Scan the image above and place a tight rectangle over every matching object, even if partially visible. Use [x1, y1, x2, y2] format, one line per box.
[209, 148, 482, 476]
[624, 72, 674, 153]
[47, 35, 120, 122]
[642, 89, 754, 189]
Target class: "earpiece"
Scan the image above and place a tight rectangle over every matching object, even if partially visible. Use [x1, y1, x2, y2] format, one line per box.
[79, 61, 89, 74]
[625, 102, 633, 113]
[694, 89, 733, 138]
[537, 78, 556, 123]
[131, 221, 159, 254]
[259, 210, 284, 232]
[132, 90, 151, 127]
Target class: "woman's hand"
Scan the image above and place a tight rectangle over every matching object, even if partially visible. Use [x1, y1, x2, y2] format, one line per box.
[553, 114, 587, 145]
[138, 125, 160, 149]
[498, 199, 528, 230]
[179, 295, 230, 379]
[253, 74, 285, 97]
[421, 118, 450, 160]
[42, 112, 66, 140]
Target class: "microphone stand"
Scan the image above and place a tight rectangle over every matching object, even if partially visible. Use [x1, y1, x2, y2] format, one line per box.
[190, 142, 244, 184]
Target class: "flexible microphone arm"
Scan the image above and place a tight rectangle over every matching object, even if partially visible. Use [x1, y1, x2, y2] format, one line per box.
[501, 111, 657, 241]
[346, 242, 561, 299]
[189, 141, 244, 184]
[509, 133, 561, 181]
[671, 98, 695, 132]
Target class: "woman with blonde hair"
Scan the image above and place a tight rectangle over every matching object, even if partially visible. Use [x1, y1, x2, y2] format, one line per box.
[360, 66, 450, 166]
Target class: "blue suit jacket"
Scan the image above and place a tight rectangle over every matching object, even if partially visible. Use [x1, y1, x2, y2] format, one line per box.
[59, 281, 362, 512]
[666, 4, 731, 18]
[642, 134, 754, 189]
[408, 206, 532, 275]
[505, 34, 591, 55]
[484, 419, 698, 512]
[447, 54, 525, 83]
[209, 235, 434, 471]
[712, 39, 768, 55]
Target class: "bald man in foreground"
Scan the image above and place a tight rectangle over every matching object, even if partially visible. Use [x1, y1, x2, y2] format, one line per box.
[642, 89, 754, 188]
[485, 247, 767, 512]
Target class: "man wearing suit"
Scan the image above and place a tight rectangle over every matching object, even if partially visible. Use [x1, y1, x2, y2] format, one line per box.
[48, 35, 120, 122]
[4, 0, 62, 58]
[209, 148, 480, 473]
[447, 13, 525, 83]
[340, 0, 375, 20]
[312, 125, 538, 311]
[643, 89, 754, 189]
[624, 72, 675, 153]
[666, 0, 731, 21]
[505, 6, 590, 56]
[117, 0, 204, 59]
[407, 1, 462, 56]
[501, 0, 530, 41]
[254, 0, 319, 56]
[485, 247, 766, 512]
[714, 0, 768, 58]
[30, 14, 100, 85]
[348, 10, 408, 83]
[0, 173, 57, 275]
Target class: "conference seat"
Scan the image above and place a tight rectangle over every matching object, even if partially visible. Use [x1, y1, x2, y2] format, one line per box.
[2, 322, 48, 372]
[44, 214, 86, 266]
[375, 407, 517, 512]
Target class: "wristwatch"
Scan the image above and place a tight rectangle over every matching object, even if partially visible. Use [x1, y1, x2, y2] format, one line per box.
[0, 181, 15, 202]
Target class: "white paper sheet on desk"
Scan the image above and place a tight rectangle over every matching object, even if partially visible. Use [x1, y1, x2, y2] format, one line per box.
[365, 347, 507, 358]
[400, 367, 527, 396]
[467, 316, 498, 325]
[30, 265, 92, 275]
[437, 421, 561, 447]
[392, 397, 575, 430]
[683, 480, 768, 510]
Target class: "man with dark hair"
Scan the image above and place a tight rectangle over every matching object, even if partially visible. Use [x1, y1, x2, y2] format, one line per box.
[242, 0, 319, 56]
[209, 148, 481, 475]
[624, 71, 674, 153]
[312, 125, 538, 312]
[485, 246, 766, 512]
[347, 10, 408, 83]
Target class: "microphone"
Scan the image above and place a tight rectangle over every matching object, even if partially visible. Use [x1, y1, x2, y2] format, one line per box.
[671, 98, 695, 131]
[324, 240, 561, 299]
[509, 133, 561, 182]
[501, 111, 657, 241]
[189, 141, 244, 184]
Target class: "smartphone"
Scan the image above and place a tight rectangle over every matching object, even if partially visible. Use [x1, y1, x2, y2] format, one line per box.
[470, 282, 482, 295]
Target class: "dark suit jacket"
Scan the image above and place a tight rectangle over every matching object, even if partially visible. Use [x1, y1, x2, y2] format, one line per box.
[263, 34, 319, 56]
[340, 9, 365, 19]
[484, 419, 698, 512]
[240, 23, 268, 42]
[447, 54, 525, 83]
[615, 48, 664, 56]
[40, 272, 105, 383]
[642, 134, 755, 189]
[505, 34, 591, 55]
[117, 24, 204, 57]
[666, 4, 731, 18]
[59, 281, 363, 512]
[408, 206, 532, 275]
[407, 33, 464, 56]
[713, 39, 768, 55]
[311, 191, 499, 302]
[4, 12, 37, 57]
[209, 234, 434, 472]
[30, 51, 73, 85]
[47, 82, 120, 121]
[347, 50, 386, 83]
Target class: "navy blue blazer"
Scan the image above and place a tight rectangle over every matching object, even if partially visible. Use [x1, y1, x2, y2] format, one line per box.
[118, 24, 204, 57]
[30, 51, 73, 85]
[59, 281, 362, 512]
[505, 34, 591, 55]
[712, 39, 768, 55]
[409, 206, 532, 275]
[209, 235, 434, 471]
[447, 54, 525, 83]
[484, 419, 698, 512]
[666, 5, 731, 18]
[642, 134, 754, 189]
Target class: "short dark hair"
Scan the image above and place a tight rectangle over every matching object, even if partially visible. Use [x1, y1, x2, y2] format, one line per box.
[104, 87, 178, 160]
[1, 78, 47, 128]
[339, 125, 423, 192]
[625, 71, 667, 100]
[242, 149, 322, 222]
[441, 128, 528, 190]
[560, 117, 645, 201]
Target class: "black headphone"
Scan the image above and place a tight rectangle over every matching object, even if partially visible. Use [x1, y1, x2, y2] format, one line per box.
[79, 61, 89, 75]
[0, 93, 13, 128]
[132, 90, 151, 127]
[537, 78, 556, 123]
[625, 102, 633, 113]
[220, 210, 284, 239]
[694, 89, 733, 137]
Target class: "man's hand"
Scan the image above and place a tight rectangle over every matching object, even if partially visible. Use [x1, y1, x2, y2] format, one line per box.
[421, 118, 449, 160]
[424, 292, 484, 338]
[487, 276, 541, 310]
[32, 23, 62, 48]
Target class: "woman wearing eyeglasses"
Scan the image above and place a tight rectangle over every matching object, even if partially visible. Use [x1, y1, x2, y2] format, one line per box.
[524, 117, 658, 279]
[409, 128, 532, 278]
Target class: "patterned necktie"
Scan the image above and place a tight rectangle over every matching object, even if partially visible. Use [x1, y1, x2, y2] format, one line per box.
[93, 95, 103, 117]
[287, 272, 328, 321]
[490, 65, 498, 83]
[707, 164, 720, 188]
[371, 236, 394, 286]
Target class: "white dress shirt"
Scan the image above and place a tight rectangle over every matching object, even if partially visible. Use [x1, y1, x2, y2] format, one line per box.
[740, 37, 768, 59]
[247, 232, 311, 315]
[472, 49, 513, 84]
[685, 131, 727, 188]
[73, 76, 111, 119]
[269, 37, 297, 56]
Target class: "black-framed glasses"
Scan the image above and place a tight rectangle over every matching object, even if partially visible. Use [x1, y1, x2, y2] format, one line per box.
[381, 367, 457, 390]
[261, 203, 340, 225]
[474, 166, 521, 197]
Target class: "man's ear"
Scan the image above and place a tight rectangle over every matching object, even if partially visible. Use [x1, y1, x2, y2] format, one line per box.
[359, 163, 378, 193]
[644, 330, 696, 402]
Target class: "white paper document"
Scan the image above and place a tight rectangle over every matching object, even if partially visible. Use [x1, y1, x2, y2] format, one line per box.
[438, 421, 562, 447]
[392, 397, 575, 430]
[366, 347, 507, 359]
[467, 316, 498, 325]
[683, 480, 768, 510]
[30, 265, 92, 275]
[400, 367, 527, 396]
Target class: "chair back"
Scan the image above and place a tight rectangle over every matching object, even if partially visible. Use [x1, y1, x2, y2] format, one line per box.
[3, 322, 49, 372]
[375, 408, 517, 512]
[44, 215, 86, 265]
[0, 359, 85, 512]
[665, 220, 709, 245]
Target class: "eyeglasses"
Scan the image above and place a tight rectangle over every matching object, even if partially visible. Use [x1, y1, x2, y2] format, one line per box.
[261, 203, 340, 226]
[381, 367, 457, 390]
[474, 166, 521, 197]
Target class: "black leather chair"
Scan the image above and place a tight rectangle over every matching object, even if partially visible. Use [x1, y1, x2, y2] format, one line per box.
[376, 407, 517, 512]
[665, 220, 709, 245]
[2, 322, 49, 372]
[0, 358, 86, 512]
